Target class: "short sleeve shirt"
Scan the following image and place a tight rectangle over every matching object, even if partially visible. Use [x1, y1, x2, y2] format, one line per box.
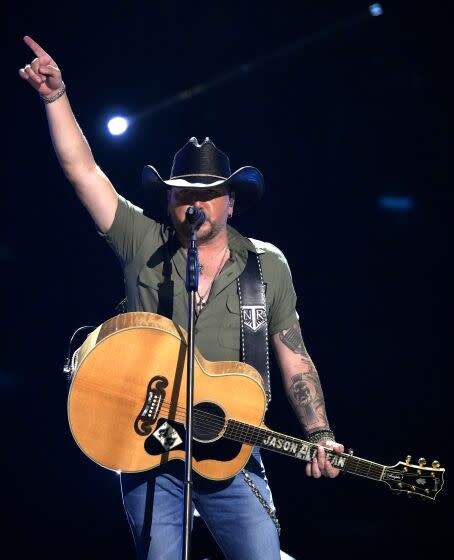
[104, 195, 298, 362]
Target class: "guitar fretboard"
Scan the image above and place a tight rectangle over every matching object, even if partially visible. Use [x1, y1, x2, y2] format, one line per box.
[224, 419, 385, 482]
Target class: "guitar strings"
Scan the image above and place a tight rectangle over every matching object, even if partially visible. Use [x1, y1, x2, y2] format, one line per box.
[73, 379, 384, 479]
[142, 400, 385, 480]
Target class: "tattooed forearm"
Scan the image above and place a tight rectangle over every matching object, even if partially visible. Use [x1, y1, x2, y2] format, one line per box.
[288, 370, 329, 432]
[279, 323, 308, 356]
[276, 322, 330, 431]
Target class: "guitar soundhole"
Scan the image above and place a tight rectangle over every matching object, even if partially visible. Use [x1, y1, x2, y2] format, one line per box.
[193, 402, 226, 443]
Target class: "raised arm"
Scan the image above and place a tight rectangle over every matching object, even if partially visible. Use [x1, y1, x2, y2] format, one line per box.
[19, 35, 118, 233]
[271, 321, 344, 478]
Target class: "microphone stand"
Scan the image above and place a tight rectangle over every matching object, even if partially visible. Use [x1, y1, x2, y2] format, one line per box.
[182, 221, 200, 560]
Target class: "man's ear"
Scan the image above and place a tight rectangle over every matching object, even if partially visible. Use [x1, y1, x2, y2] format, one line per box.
[228, 191, 235, 217]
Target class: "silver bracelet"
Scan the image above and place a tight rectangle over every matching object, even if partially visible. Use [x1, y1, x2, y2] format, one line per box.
[306, 429, 336, 444]
[40, 82, 66, 104]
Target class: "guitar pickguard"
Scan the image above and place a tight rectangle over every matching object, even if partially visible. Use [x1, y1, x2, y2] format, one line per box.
[152, 421, 183, 451]
[144, 418, 242, 463]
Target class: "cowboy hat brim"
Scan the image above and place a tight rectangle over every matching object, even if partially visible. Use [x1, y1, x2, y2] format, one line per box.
[142, 164, 264, 217]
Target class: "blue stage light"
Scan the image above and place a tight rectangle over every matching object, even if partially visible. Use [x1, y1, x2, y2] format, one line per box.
[369, 3, 383, 16]
[378, 195, 414, 211]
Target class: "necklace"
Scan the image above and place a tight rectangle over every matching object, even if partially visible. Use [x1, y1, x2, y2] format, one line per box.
[196, 244, 229, 312]
[199, 244, 229, 275]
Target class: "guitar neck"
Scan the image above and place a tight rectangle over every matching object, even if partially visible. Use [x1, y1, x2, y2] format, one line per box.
[224, 419, 385, 482]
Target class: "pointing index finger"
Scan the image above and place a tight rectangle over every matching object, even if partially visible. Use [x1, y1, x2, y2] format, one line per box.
[23, 35, 48, 58]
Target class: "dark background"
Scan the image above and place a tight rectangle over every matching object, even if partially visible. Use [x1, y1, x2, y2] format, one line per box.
[4, 1, 450, 558]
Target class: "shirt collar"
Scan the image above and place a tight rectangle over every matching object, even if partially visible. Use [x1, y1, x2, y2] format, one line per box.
[168, 224, 258, 294]
[227, 224, 260, 255]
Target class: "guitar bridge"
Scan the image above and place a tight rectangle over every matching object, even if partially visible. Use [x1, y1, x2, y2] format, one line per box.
[134, 375, 168, 436]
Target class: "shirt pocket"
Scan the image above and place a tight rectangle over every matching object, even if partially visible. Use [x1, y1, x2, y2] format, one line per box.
[217, 293, 241, 351]
[137, 265, 183, 316]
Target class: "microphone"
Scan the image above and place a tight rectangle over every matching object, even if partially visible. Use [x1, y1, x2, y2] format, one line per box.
[185, 206, 205, 228]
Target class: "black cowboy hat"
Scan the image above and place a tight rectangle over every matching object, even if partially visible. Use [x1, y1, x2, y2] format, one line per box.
[142, 137, 264, 220]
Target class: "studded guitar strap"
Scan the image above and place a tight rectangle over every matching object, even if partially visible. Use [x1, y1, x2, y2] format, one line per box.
[237, 251, 280, 533]
[237, 251, 271, 404]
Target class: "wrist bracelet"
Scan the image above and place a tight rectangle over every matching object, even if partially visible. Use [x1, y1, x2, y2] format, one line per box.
[40, 82, 66, 104]
[306, 429, 336, 444]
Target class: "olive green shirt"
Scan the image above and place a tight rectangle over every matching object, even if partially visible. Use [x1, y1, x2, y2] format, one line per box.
[104, 195, 298, 362]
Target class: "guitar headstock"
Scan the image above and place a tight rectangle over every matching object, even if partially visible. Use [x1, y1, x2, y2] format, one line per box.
[383, 456, 445, 500]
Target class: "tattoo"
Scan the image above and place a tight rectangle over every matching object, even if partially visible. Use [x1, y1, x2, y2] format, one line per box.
[279, 323, 307, 355]
[278, 322, 329, 431]
[288, 370, 328, 432]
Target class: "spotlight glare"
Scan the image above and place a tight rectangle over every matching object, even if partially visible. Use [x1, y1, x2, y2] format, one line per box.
[369, 3, 383, 16]
[107, 116, 129, 136]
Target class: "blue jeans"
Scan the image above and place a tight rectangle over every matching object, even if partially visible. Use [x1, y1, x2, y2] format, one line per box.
[121, 448, 281, 560]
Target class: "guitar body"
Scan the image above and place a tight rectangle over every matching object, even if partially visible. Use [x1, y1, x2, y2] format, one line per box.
[68, 312, 267, 480]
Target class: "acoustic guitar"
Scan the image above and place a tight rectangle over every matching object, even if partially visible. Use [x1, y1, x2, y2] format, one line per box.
[68, 312, 445, 500]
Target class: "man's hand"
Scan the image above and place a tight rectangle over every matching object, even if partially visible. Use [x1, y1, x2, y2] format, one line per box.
[19, 36, 62, 97]
[306, 440, 345, 479]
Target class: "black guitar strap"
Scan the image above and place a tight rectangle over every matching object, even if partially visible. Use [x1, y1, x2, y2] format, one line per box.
[237, 251, 271, 404]
[237, 252, 277, 528]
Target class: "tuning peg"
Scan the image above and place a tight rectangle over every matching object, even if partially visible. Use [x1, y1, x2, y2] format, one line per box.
[405, 455, 412, 464]
[432, 460, 440, 469]
[418, 457, 427, 467]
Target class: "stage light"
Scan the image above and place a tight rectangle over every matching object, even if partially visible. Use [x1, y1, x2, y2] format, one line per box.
[369, 3, 383, 16]
[378, 195, 414, 211]
[107, 116, 129, 136]
[280, 552, 296, 559]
